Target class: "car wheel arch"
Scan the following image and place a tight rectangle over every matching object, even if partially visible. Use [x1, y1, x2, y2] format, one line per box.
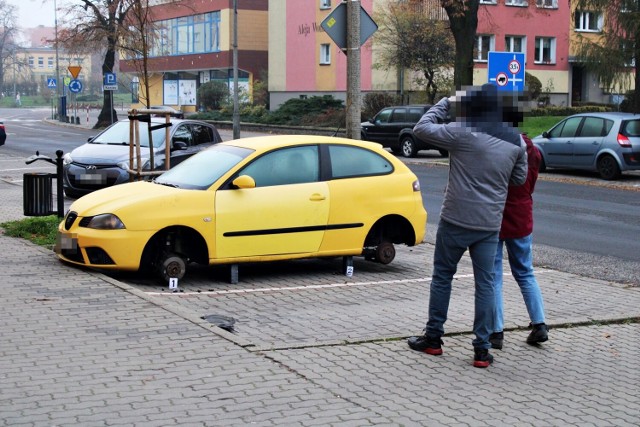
[140, 225, 209, 273]
[363, 215, 417, 261]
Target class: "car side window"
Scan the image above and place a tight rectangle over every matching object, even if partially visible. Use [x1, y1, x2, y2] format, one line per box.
[375, 109, 392, 124]
[190, 124, 214, 145]
[172, 125, 193, 147]
[408, 108, 424, 123]
[579, 117, 611, 137]
[549, 117, 582, 138]
[329, 145, 393, 179]
[390, 108, 407, 123]
[238, 146, 319, 187]
[622, 119, 640, 136]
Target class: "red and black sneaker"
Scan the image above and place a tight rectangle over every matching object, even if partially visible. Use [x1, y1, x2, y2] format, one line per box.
[407, 334, 443, 355]
[473, 348, 494, 368]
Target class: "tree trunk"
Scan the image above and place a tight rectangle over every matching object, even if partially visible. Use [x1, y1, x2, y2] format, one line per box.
[95, 39, 119, 129]
[443, 0, 479, 89]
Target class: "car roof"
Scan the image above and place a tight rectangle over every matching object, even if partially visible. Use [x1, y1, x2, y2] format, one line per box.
[221, 135, 386, 152]
[569, 112, 640, 120]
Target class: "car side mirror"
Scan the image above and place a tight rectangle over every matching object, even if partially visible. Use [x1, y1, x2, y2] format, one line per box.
[172, 141, 188, 150]
[542, 131, 550, 138]
[232, 175, 256, 189]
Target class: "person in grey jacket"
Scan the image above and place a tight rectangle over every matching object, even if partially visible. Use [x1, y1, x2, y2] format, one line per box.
[407, 84, 528, 368]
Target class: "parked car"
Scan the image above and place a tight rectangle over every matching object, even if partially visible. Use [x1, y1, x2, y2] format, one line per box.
[361, 105, 448, 158]
[531, 112, 640, 180]
[62, 118, 222, 198]
[0, 121, 5, 146]
[56, 135, 427, 282]
[149, 105, 185, 119]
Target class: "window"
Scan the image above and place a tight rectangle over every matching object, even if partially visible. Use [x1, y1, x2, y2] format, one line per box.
[374, 108, 392, 124]
[479, 0, 497, 4]
[190, 124, 215, 145]
[390, 108, 407, 123]
[28, 57, 34, 67]
[38, 57, 44, 68]
[320, 0, 331, 9]
[505, 36, 526, 53]
[329, 145, 393, 179]
[239, 146, 319, 187]
[150, 12, 220, 57]
[549, 117, 582, 138]
[474, 35, 494, 62]
[320, 44, 331, 64]
[536, 0, 557, 8]
[575, 11, 603, 32]
[579, 117, 612, 137]
[48, 57, 54, 68]
[505, 0, 528, 6]
[172, 125, 194, 147]
[534, 37, 555, 64]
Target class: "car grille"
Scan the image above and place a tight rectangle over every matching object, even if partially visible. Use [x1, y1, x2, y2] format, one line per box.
[60, 247, 85, 264]
[85, 247, 115, 265]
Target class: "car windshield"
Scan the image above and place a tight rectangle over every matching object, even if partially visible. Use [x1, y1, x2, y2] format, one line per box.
[154, 144, 253, 190]
[90, 121, 168, 148]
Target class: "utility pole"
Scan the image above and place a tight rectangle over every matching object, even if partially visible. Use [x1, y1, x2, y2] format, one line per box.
[54, 0, 61, 121]
[232, 0, 240, 139]
[346, 0, 361, 140]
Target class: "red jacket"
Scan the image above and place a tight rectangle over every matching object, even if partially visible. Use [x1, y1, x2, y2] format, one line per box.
[500, 134, 541, 239]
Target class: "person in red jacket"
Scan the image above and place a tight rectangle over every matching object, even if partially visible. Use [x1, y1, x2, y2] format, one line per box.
[490, 106, 548, 350]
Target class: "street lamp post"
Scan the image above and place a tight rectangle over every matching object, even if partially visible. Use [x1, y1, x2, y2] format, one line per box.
[54, 0, 61, 121]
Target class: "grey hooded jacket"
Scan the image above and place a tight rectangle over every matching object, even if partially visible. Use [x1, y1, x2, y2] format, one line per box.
[413, 95, 528, 232]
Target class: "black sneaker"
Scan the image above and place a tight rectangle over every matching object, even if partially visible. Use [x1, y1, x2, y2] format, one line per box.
[527, 323, 549, 344]
[473, 348, 494, 368]
[407, 334, 443, 355]
[489, 332, 503, 350]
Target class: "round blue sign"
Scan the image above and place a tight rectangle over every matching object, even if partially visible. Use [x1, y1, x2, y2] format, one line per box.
[69, 79, 83, 93]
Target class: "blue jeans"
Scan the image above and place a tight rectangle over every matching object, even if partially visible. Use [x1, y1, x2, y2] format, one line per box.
[426, 219, 499, 350]
[493, 234, 546, 333]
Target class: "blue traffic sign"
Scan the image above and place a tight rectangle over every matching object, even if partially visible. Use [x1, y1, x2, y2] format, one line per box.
[103, 72, 117, 90]
[68, 79, 83, 93]
[488, 51, 525, 92]
[47, 78, 56, 89]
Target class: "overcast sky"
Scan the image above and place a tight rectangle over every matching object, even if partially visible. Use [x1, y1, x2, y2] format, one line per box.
[7, 0, 61, 29]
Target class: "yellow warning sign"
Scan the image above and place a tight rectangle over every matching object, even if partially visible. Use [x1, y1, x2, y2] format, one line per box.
[68, 66, 82, 79]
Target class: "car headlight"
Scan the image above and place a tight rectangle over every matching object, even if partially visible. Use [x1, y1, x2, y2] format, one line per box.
[117, 157, 149, 171]
[63, 153, 73, 165]
[85, 214, 125, 230]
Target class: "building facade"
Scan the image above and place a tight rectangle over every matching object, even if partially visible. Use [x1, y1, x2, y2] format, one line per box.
[119, 0, 268, 113]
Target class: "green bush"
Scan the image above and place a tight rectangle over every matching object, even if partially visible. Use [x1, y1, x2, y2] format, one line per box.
[198, 81, 230, 110]
[529, 105, 614, 117]
[525, 72, 542, 101]
[1, 216, 60, 247]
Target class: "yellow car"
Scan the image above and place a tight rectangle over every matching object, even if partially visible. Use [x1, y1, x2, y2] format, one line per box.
[56, 135, 427, 281]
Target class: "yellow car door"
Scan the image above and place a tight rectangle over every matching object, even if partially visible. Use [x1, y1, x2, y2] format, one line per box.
[214, 146, 330, 259]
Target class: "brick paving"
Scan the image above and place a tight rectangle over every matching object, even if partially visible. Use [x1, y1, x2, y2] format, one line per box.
[1, 131, 639, 426]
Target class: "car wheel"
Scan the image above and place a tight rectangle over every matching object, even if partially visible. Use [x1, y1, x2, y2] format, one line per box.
[375, 241, 396, 265]
[538, 156, 546, 173]
[438, 149, 449, 158]
[400, 136, 417, 158]
[158, 252, 187, 282]
[597, 154, 621, 180]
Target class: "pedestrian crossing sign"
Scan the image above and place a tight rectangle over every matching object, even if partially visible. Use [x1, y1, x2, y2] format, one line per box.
[47, 78, 56, 89]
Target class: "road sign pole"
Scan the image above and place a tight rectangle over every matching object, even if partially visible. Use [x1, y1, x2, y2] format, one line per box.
[346, 0, 361, 140]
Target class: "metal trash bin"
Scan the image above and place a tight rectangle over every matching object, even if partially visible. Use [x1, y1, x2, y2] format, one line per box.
[23, 173, 54, 216]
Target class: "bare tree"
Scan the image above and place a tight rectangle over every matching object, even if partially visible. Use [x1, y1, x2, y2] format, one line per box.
[58, 0, 137, 128]
[373, 1, 455, 103]
[0, 0, 25, 91]
[440, 0, 480, 89]
[573, 0, 640, 112]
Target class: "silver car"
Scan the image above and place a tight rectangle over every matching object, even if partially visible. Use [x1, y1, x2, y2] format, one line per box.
[532, 112, 640, 180]
[63, 118, 221, 198]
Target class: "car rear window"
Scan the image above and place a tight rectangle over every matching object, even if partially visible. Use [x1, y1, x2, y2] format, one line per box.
[621, 119, 640, 137]
[329, 145, 393, 178]
[579, 117, 613, 137]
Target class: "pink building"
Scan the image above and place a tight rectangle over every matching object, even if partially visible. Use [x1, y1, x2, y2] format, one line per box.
[269, 0, 577, 108]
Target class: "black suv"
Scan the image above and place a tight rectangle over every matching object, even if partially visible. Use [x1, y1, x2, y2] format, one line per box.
[361, 105, 448, 158]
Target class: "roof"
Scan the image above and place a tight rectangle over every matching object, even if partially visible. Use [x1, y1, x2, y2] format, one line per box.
[222, 135, 384, 151]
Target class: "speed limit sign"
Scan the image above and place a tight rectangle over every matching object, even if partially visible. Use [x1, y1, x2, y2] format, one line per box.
[508, 60, 521, 75]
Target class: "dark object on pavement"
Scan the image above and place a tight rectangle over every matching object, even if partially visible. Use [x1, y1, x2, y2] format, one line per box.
[527, 323, 549, 344]
[489, 331, 504, 350]
[407, 333, 443, 355]
[201, 314, 236, 332]
[473, 348, 494, 368]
